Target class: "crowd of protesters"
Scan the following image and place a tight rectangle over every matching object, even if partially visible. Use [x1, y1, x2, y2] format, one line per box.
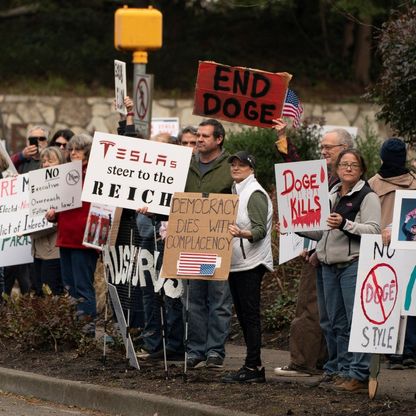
[1, 99, 415, 393]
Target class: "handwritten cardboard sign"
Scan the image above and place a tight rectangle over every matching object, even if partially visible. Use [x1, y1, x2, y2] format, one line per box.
[160, 193, 239, 280]
[193, 61, 292, 128]
[81, 132, 193, 215]
[348, 234, 413, 354]
[114, 60, 127, 115]
[0, 174, 53, 239]
[275, 159, 330, 232]
[28, 161, 83, 217]
[0, 234, 33, 267]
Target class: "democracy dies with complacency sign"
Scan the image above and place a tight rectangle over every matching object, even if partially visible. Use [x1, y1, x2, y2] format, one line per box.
[81, 132, 193, 215]
[160, 192, 239, 281]
[193, 61, 292, 128]
[275, 159, 330, 233]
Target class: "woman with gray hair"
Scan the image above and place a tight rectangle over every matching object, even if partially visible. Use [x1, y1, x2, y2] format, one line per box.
[31, 147, 66, 296]
[46, 133, 98, 336]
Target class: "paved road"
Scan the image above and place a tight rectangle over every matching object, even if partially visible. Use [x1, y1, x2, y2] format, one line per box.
[0, 392, 111, 416]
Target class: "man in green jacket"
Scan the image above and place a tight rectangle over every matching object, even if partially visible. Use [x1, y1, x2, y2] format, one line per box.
[184, 118, 233, 369]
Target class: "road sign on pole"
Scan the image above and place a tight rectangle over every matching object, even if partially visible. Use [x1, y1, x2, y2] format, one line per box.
[133, 68, 153, 139]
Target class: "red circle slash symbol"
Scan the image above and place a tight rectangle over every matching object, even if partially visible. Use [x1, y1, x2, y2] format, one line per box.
[135, 78, 149, 120]
[360, 263, 398, 325]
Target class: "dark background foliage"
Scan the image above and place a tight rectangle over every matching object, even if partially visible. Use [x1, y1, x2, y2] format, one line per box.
[0, 0, 409, 98]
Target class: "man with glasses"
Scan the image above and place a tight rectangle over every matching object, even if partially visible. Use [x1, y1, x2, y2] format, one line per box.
[274, 122, 354, 384]
[11, 125, 50, 173]
[178, 126, 198, 154]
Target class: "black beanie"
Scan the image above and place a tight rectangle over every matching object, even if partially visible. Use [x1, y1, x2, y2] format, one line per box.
[380, 138, 407, 167]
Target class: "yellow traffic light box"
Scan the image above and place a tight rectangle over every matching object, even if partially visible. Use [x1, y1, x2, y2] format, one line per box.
[114, 6, 162, 52]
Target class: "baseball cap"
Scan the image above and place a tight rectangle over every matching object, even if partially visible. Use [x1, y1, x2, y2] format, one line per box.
[228, 151, 256, 169]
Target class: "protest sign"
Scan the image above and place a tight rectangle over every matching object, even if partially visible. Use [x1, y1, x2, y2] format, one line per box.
[83, 203, 117, 250]
[82, 132, 193, 215]
[0, 174, 52, 239]
[151, 117, 180, 137]
[0, 234, 33, 267]
[348, 234, 413, 354]
[275, 159, 330, 233]
[114, 60, 127, 115]
[28, 161, 82, 217]
[0, 142, 18, 177]
[193, 61, 292, 128]
[278, 232, 316, 265]
[160, 192, 238, 280]
[390, 190, 416, 250]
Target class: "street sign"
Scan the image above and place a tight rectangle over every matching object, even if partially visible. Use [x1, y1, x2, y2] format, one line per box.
[133, 70, 153, 139]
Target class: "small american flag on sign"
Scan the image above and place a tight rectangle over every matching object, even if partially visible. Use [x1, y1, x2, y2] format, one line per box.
[177, 252, 217, 276]
[282, 89, 303, 128]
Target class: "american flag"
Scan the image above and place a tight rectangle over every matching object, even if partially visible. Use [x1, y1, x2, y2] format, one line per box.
[282, 89, 303, 128]
[177, 252, 217, 276]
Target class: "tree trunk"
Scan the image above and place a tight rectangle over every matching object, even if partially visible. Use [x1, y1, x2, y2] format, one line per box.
[353, 16, 372, 86]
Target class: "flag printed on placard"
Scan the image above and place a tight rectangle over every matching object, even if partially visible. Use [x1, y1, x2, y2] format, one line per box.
[177, 252, 217, 276]
[282, 89, 303, 128]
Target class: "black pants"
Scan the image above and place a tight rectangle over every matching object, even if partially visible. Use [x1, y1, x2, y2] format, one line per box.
[4, 264, 31, 295]
[33, 258, 63, 296]
[229, 265, 265, 368]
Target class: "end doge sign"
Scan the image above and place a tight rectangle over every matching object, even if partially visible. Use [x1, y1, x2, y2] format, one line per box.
[193, 61, 292, 128]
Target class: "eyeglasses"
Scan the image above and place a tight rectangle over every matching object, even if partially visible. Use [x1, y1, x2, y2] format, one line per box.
[54, 142, 67, 149]
[320, 144, 344, 151]
[67, 147, 83, 152]
[338, 162, 361, 170]
[28, 136, 47, 142]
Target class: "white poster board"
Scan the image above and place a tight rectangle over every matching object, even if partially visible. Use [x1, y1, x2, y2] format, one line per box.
[0, 234, 33, 267]
[114, 60, 127, 115]
[82, 132, 193, 215]
[390, 190, 416, 250]
[151, 117, 180, 138]
[28, 161, 83, 217]
[278, 233, 316, 265]
[0, 174, 53, 239]
[348, 234, 412, 354]
[275, 159, 330, 233]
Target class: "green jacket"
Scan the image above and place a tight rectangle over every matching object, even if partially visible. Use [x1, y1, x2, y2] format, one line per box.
[185, 150, 233, 194]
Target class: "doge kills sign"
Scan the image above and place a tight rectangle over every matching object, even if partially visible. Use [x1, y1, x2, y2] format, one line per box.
[161, 193, 239, 281]
[193, 61, 292, 128]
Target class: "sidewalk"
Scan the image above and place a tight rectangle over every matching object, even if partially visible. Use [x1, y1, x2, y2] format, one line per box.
[226, 345, 416, 401]
[0, 344, 415, 416]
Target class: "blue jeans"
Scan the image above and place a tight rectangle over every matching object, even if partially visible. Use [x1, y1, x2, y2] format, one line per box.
[322, 261, 370, 381]
[184, 279, 232, 360]
[60, 248, 98, 318]
[316, 265, 338, 374]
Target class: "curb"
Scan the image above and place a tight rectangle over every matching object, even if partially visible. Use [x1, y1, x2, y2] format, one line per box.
[0, 367, 254, 416]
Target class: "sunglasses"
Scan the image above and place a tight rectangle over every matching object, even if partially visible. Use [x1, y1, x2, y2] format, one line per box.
[54, 142, 67, 149]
